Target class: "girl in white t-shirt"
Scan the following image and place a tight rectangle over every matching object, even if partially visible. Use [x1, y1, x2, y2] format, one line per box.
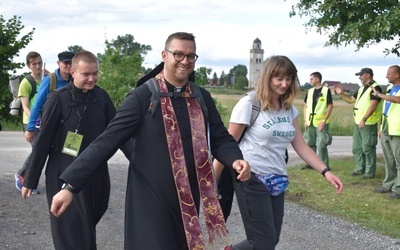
[216, 55, 343, 250]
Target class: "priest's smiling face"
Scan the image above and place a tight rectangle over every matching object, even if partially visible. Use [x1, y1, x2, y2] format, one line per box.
[162, 38, 196, 87]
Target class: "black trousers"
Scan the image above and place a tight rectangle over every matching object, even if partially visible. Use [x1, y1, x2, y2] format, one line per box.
[232, 173, 285, 250]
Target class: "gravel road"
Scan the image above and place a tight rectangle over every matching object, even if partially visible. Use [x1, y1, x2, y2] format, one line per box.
[1, 132, 399, 249]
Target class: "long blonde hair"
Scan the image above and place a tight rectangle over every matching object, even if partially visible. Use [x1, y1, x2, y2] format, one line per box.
[255, 55, 300, 111]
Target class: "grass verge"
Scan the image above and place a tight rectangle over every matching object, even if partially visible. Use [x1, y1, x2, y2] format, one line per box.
[286, 156, 400, 239]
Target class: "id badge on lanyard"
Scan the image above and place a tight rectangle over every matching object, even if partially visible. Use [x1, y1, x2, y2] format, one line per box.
[62, 131, 83, 157]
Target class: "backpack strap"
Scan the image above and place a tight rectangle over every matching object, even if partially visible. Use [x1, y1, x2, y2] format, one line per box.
[145, 78, 161, 117]
[238, 91, 261, 143]
[144, 79, 208, 122]
[247, 91, 261, 127]
[192, 83, 208, 122]
[24, 74, 37, 100]
[56, 85, 106, 126]
[49, 73, 57, 92]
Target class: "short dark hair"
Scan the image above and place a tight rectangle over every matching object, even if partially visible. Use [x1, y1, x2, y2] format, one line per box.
[71, 51, 98, 70]
[26, 51, 42, 65]
[310, 72, 322, 82]
[165, 32, 196, 50]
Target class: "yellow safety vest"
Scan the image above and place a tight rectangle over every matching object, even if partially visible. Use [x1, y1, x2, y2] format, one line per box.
[306, 86, 330, 126]
[354, 82, 382, 125]
[383, 87, 400, 135]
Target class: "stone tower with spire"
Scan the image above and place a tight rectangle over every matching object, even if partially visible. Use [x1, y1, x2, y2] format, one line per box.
[249, 38, 264, 89]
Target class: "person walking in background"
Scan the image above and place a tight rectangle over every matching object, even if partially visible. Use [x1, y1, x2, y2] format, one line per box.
[214, 55, 343, 250]
[302, 71, 333, 170]
[21, 51, 133, 249]
[372, 65, 400, 199]
[49, 32, 250, 250]
[24, 51, 75, 143]
[15, 51, 74, 192]
[335, 68, 382, 179]
[14, 51, 44, 194]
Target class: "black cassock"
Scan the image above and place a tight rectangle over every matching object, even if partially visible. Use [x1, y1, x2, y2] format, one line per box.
[60, 81, 243, 249]
[25, 83, 131, 249]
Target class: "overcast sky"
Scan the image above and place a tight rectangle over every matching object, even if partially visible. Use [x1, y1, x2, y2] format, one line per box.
[1, 0, 399, 85]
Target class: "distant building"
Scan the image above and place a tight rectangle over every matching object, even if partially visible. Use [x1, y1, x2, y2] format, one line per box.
[323, 81, 359, 95]
[249, 38, 264, 89]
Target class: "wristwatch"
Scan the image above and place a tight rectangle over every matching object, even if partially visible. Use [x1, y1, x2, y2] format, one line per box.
[61, 183, 77, 193]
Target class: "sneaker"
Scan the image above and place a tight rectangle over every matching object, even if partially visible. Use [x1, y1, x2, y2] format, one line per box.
[31, 189, 40, 195]
[15, 173, 24, 191]
[389, 192, 400, 199]
[15, 172, 40, 194]
[301, 165, 312, 170]
[373, 187, 391, 193]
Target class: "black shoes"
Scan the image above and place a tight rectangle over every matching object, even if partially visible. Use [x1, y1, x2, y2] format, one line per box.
[350, 171, 362, 176]
[373, 187, 391, 193]
[361, 174, 374, 179]
[389, 192, 400, 199]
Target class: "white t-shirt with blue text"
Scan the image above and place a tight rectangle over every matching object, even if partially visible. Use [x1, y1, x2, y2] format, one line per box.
[230, 95, 299, 176]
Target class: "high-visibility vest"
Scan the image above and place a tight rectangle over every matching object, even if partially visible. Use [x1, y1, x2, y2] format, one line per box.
[354, 82, 382, 125]
[383, 86, 400, 135]
[305, 86, 330, 126]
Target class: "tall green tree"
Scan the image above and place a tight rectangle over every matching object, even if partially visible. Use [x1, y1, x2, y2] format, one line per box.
[228, 64, 248, 87]
[97, 35, 151, 107]
[0, 15, 34, 120]
[212, 72, 218, 85]
[105, 34, 151, 58]
[289, 0, 400, 56]
[195, 67, 212, 86]
[67, 45, 84, 54]
[220, 71, 226, 86]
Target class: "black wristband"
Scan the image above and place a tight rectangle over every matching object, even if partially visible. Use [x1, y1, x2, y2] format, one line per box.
[61, 183, 77, 193]
[321, 167, 331, 177]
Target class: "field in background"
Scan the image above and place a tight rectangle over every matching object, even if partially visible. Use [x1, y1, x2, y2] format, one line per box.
[211, 90, 354, 136]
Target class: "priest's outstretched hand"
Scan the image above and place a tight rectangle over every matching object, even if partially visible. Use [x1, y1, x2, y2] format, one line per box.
[232, 160, 251, 181]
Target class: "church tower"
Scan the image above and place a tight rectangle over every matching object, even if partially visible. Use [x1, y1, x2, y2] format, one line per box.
[249, 38, 264, 89]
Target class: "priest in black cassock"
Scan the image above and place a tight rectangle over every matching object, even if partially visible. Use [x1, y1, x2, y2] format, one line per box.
[50, 32, 251, 250]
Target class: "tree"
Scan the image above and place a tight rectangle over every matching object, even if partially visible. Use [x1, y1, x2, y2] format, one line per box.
[289, 0, 400, 56]
[105, 34, 151, 58]
[212, 72, 218, 86]
[303, 82, 312, 89]
[0, 15, 34, 121]
[67, 45, 84, 54]
[195, 67, 212, 86]
[228, 64, 248, 87]
[229, 64, 248, 78]
[97, 35, 151, 107]
[220, 71, 226, 86]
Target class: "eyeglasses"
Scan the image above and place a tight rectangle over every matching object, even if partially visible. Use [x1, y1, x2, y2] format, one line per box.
[165, 50, 198, 63]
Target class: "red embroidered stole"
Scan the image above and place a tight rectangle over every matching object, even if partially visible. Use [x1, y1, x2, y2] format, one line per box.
[156, 73, 228, 249]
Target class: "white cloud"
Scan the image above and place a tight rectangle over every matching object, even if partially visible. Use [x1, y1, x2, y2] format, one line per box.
[1, 0, 398, 85]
